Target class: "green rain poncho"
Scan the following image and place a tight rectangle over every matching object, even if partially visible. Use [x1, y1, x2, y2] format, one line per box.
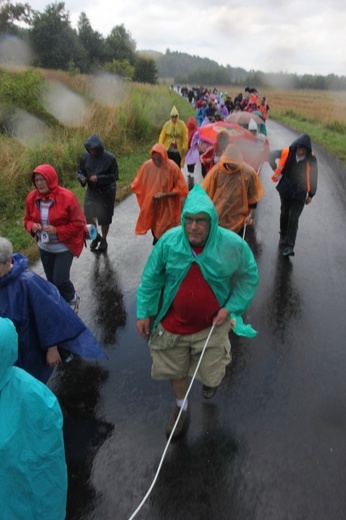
[0, 317, 67, 520]
[137, 185, 259, 337]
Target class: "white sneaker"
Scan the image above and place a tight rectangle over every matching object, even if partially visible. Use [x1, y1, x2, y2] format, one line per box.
[69, 293, 80, 314]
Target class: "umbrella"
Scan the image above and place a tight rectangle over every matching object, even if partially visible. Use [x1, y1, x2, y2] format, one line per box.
[226, 112, 264, 126]
[198, 121, 256, 145]
[198, 121, 268, 174]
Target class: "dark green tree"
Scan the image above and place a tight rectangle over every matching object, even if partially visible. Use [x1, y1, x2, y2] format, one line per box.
[30, 2, 87, 71]
[77, 11, 106, 70]
[0, 0, 31, 34]
[105, 23, 136, 65]
[134, 55, 157, 84]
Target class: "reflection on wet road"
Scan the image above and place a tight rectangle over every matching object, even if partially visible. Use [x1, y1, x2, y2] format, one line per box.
[43, 119, 346, 520]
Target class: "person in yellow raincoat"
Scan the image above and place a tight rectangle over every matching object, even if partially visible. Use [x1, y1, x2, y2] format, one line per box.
[201, 143, 264, 234]
[131, 143, 189, 244]
[159, 106, 188, 168]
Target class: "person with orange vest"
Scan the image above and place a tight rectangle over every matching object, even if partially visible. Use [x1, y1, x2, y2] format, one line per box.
[259, 97, 270, 120]
[269, 133, 318, 257]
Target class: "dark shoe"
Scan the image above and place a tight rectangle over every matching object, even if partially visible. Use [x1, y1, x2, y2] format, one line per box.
[282, 247, 295, 257]
[166, 405, 190, 439]
[97, 238, 108, 252]
[90, 233, 101, 251]
[58, 347, 74, 363]
[187, 174, 195, 191]
[202, 384, 218, 400]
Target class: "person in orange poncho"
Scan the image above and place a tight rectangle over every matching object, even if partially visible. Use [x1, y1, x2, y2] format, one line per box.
[201, 144, 264, 234]
[131, 143, 189, 244]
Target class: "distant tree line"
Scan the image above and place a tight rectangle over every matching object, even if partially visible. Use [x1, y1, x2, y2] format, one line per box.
[0, 0, 158, 83]
[158, 50, 346, 91]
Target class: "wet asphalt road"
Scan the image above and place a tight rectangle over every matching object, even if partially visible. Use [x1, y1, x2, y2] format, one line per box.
[41, 119, 346, 520]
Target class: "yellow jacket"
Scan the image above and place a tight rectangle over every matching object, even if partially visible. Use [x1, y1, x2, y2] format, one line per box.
[159, 118, 188, 167]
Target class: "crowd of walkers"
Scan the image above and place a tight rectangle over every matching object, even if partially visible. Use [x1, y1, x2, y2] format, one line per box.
[174, 84, 270, 124]
[0, 85, 318, 518]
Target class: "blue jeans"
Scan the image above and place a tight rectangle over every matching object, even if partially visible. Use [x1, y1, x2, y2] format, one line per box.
[280, 197, 306, 248]
[39, 249, 75, 302]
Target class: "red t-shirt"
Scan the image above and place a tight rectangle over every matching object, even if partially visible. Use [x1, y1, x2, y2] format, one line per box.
[161, 246, 220, 334]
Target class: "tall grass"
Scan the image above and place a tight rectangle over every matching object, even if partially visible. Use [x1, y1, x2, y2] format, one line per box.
[266, 89, 346, 161]
[0, 67, 195, 257]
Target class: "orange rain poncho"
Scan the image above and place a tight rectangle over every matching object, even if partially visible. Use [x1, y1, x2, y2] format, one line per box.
[201, 144, 264, 233]
[131, 143, 189, 238]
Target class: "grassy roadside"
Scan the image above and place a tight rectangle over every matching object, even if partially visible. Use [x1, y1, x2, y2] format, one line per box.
[270, 112, 346, 164]
[0, 70, 195, 261]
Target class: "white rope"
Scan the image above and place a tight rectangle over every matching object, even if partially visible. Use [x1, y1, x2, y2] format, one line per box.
[242, 222, 247, 240]
[242, 214, 253, 240]
[128, 324, 216, 520]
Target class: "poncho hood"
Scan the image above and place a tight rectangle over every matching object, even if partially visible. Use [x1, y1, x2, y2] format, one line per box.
[170, 105, 179, 118]
[84, 134, 104, 156]
[0, 317, 18, 391]
[0, 253, 28, 288]
[181, 185, 219, 248]
[187, 117, 198, 132]
[32, 164, 59, 192]
[218, 144, 244, 173]
[149, 142, 169, 163]
[290, 133, 312, 154]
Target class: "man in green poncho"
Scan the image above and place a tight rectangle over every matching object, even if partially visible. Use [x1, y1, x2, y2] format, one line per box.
[136, 185, 259, 438]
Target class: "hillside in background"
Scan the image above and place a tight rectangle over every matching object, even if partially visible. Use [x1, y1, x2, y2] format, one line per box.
[140, 49, 248, 84]
[140, 49, 346, 91]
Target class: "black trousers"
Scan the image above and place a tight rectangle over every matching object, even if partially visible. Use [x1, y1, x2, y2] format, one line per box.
[39, 249, 75, 302]
[279, 197, 305, 248]
[167, 150, 181, 168]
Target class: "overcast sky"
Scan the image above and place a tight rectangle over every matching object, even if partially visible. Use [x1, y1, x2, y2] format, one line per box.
[28, 0, 346, 76]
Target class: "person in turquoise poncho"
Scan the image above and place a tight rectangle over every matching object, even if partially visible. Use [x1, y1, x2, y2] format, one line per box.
[0, 317, 67, 520]
[136, 185, 259, 439]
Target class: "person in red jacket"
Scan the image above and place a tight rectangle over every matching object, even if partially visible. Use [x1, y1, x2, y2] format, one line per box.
[24, 164, 86, 312]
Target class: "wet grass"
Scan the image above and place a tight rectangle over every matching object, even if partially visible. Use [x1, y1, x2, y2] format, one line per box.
[0, 67, 195, 260]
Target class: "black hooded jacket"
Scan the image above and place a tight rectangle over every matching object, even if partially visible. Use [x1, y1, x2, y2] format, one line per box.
[77, 135, 119, 191]
[269, 134, 318, 200]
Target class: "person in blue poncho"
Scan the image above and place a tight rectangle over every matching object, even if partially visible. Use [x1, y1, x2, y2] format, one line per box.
[0, 237, 106, 383]
[0, 317, 67, 519]
[136, 185, 259, 439]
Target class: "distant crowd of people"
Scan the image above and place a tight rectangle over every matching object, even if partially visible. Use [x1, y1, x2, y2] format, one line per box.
[173, 83, 270, 125]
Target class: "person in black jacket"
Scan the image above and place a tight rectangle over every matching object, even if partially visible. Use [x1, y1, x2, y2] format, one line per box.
[77, 135, 118, 252]
[269, 133, 318, 257]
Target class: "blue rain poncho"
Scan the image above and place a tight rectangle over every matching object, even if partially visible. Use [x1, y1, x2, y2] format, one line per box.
[0, 317, 67, 519]
[0, 253, 106, 383]
[137, 185, 259, 337]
